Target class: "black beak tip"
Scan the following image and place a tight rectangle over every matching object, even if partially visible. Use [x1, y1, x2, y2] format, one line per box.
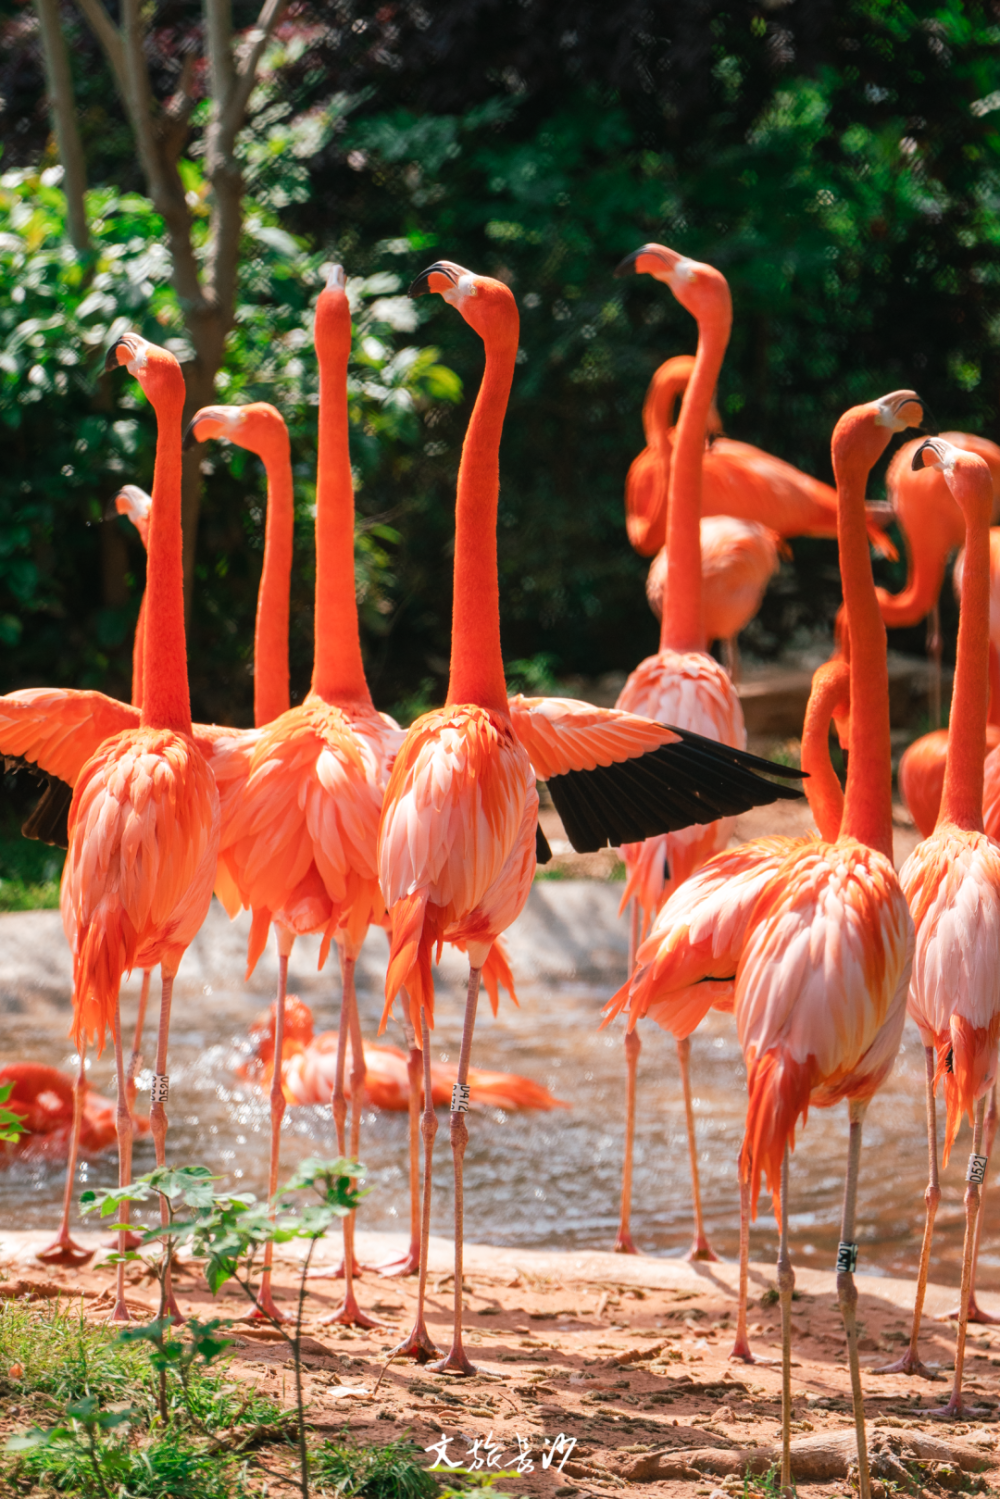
[911, 438, 935, 472]
[613, 249, 642, 279]
[103, 339, 125, 373]
[408, 263, 443, 299]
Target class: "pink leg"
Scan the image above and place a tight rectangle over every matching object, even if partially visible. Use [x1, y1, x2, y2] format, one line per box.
[149, 970, 183, 1326]
[941, 1082, 1000, 1324]
[838, 1103, 872, 1499]
[930, 1095, 991, 1419]
[110, 998, 132, 1322]
[254, 939, 291, 1324]
[729, 1169, 773, 1364]
[678, 1035, 719, 1262]
[614, 901, 642, 1255]
[777, 1144, 794, 1495]
[112, 970, 151, 1252]
[377, 997, 421, 1278]
[37, 1046, 93, 1267]
[390, 1008, 440, 1363]
[318, 949, 380, 1329]
[876, 1046, 941, 1375]
[431, 964, 482, 1377]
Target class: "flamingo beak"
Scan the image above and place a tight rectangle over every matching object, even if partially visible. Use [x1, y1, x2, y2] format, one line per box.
[183, 407, 234, 450]
[104, 335, 134, 372]
[613, 244, 683, 282]
[911, 437, 948, 472]
[409, 261, 469, 299]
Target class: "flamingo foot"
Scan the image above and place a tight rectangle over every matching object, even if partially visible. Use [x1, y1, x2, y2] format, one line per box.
[391, 1318, 440, 1364]
[613, 1230, 640, 1256]
[685, 1235, 720, 1264]
[872, 1350, 941, 1378]
[108, 1296, 131, 1325]
[250, 1283, 289, 1325]
[35, 1234, 94, 1268]
[728, 1336, 777, 1366]
[376, 1241, 421, 1278]
[316, 1292, 384, 1330]
[938, 1295, 1000, 1325]
[102, 1230, 144, 1252]
[430, 1342, 477, 1377]
[926, 1393, 992, 1420]
[305, 1258, 373, 1281]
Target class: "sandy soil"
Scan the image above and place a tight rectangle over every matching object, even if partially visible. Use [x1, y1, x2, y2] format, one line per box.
[3, 1230, 999, 1497]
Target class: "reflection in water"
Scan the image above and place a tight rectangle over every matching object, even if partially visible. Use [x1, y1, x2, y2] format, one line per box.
[1, 978, 991, 1290]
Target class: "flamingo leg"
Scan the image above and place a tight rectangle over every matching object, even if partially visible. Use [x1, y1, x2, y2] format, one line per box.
[932, 1094, 990, 1419]
[255, 946, 290, 1324]
[149, 969, 183, 1326]
[377, 997, 421, 1278]
[431, 963, 482, 1377]
[614, 901, 642, 1256]
[126, 970, 151, 1127]
[927, 603, 943, 730]
[875, 1045, 940, 1375]
[37, 1047, 93, 1268]
[318, 950, 380, 1328]
[678, 1035, 719, 1262]
[837, 1100, 871, 1499]
[729, 1170, 774, 1364]
[778, 1144, 794, 1496]
[723, 636, 741, 684]
[390, 1009, 440, 1362]
[111, 998, 132, 1322]
[941, 1082, 1000, 1324]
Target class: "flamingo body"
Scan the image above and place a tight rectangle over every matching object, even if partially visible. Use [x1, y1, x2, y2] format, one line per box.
[0, 1062, 149, 1161]
[901, 726, 1000, 839]
[645, 516, 781, 647]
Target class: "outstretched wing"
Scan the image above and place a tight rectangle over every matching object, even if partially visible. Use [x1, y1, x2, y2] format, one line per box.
[508, 694, 804, 854]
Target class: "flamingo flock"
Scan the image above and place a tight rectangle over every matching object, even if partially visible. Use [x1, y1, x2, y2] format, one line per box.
[2, 234, 997, 1494]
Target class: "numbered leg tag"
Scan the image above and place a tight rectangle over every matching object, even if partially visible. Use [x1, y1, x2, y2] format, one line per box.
[967, 1153, 988, 1185]
[451, 1083, 471, 1114]
[151, 1073, 169, 1104]
[836, 1241, 859, 1274]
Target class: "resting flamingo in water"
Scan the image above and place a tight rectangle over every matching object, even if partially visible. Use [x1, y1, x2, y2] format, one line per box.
[216, 269, 414, 1328]
[873, 441, 1000, 1415]
[610, 391, 924, 1497]
[377, 257, 804, 1373]
[611, 243, 747, 1263]
[183, 398, 295, 1317]
[0, 1062, 148, 1162]
[65, 334, 220, 1321]
[645, 514, 782, 680]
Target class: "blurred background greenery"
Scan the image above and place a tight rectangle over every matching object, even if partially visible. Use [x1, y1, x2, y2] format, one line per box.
[1, 0, 998, 742]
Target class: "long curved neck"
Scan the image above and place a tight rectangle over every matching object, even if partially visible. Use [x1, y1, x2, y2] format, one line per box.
[446, 330, 517, 712]
[940, 487, 989, 831]
[874, 550, 949, 627]
[141, 395, 191, 734]
[254, 439, 293, 726]
[838, 448, 893, 857]
[311, 333, 371, 707]
[659, 310, 727, 654]
[131, 591, 147, 709]
[802, 660, 849, 842]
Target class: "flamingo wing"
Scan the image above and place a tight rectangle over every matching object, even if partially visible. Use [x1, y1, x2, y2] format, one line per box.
[507, 693, 803, 853]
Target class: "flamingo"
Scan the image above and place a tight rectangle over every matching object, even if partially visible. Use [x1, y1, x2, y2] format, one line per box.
[954, 527, 1000, 722]
[609, 390, 925, 1498]
[377, 258, 804, 1374]
[62, 334, 221, 1322]
[215, 268, 414, 1328]
[624, 357, 898, 559]
[611, 244, 747, 1264]
[183, 397, 296, 1319]
[0, 1062, 148, 1161]
[644, 514, 782, 680]
[873, 440, 1000, 1418]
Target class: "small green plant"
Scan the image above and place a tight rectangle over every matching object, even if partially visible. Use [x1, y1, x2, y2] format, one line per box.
[8, 1396, 132, 1499]
[314, 1431, 439, 1498]
[0, 1080, 27, 1144]
[759, 1286, 780, 1308]
[505, 653, 560, 697]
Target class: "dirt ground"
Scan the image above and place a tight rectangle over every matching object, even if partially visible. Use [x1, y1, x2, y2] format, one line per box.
[4, 1229, 1000, 1498]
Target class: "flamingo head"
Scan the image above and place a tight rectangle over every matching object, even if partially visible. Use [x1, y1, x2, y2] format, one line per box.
[913, 436, 993, 527]
[314, 263, 351, 364]
[183, 401, 289, 461]
[833, 390, 929, 475]
[409, 260, 519, 347]
[112, 485, 152, 548]
[104, 332, 184, 412]
[615, 243, 732, 331]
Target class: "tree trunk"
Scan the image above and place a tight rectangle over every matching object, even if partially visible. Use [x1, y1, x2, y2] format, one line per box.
[35, 0, 90, 253]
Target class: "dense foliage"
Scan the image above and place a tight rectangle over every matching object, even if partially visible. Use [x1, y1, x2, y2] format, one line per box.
[2, 0, 999, 713]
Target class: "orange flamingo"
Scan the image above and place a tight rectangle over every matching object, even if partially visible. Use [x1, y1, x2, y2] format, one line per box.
[874, 440, 1000, 1416]
[954, 527, 1000, 723]
[644, 515, 782, 680]
[64, 333, 221, 1322]
[214, 269, 408, 1328]
[611, 244, 746, 1264]
[625, 357, 897, 558]
[377, 258, 804, 1374]
[0, 1062, 148, 1162]
[609, 391, 925, 1496]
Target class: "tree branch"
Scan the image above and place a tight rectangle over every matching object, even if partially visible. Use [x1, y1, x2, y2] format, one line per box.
[73, 0, 126, 96]
[228, 0, 288, 133]
[35, 0, 90, 253]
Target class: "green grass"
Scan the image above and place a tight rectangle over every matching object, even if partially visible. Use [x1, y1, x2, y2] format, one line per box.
[313, 1433, 439, 1498]
[6, 1428, 247, 1498]
[0, 800, 63, 910]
